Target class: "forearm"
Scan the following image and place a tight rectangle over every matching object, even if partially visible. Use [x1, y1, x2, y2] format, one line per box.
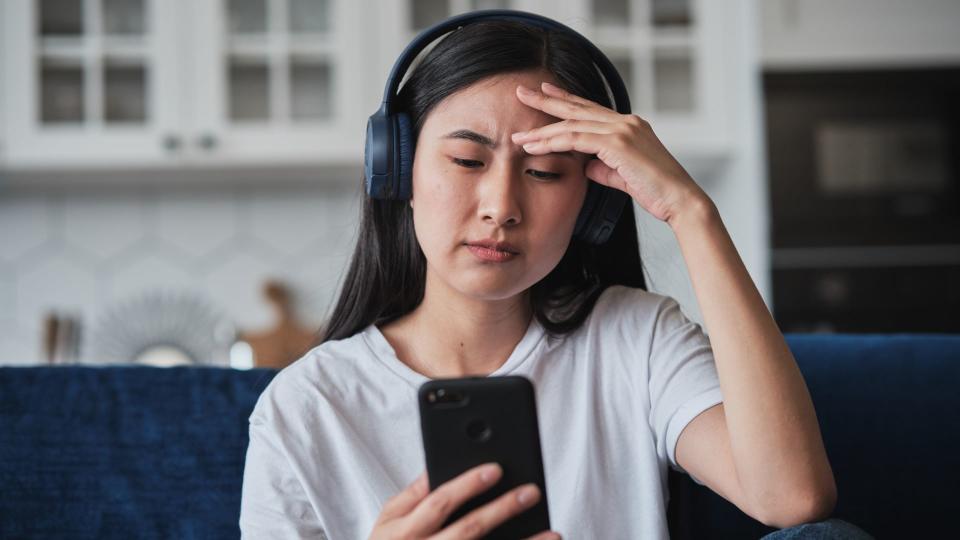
[669, 196, 836, 524]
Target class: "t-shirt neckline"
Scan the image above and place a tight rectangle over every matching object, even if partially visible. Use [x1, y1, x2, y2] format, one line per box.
[361, 316, 547, 388]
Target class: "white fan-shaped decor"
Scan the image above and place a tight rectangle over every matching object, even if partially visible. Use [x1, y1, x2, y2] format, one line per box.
[89, 290, 235, 366]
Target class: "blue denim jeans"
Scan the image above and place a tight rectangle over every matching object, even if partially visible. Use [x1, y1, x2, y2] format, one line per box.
[760, 519, 875, 539]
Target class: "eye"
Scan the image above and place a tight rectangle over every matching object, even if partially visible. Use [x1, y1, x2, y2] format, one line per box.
[527, 169, 562, 180]
[452, 157, 560, 180]
[452, 157, 483, 169]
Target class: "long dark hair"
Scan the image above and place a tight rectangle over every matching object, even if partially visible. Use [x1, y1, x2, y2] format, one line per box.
[318, 19, 646, 344]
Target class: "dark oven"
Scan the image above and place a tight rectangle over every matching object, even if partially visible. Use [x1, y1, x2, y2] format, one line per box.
[764, 67, 960, 332]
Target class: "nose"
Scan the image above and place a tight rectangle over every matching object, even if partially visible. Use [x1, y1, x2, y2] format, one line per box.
[477, 163, 522, 227]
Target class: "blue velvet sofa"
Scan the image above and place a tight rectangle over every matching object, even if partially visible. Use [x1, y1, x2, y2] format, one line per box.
[1, 334, 957, 539]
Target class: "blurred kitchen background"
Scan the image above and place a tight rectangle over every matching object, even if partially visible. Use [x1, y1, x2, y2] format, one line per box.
[0, 0, 957, 368]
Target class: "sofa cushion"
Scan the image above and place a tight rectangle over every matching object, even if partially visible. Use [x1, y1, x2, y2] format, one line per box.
[0, 366, 276, 540]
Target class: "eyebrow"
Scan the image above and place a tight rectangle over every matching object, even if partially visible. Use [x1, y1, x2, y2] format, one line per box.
[441, 128, 578, 159]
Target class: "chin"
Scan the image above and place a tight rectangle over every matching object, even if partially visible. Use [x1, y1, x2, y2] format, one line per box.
[453, 276, 531, 301]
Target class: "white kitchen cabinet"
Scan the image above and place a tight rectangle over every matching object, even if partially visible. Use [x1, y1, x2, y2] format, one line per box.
[3, 0, 185, 168]
[1, 0, 368, 172]
[1, 0, 737, 176]
[186, 0, 369, 166]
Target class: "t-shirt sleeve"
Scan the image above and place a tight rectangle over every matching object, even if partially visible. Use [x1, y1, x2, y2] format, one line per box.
[240, 403, 328, 539]
[645, 295, 723, 479]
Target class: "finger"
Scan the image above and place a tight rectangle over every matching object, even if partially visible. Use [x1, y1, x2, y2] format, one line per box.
[378, 471, 429, 523]
[521, 131, 611, 158]
[516, 85, 620, 122]
[404, 463, 503, 536]
[541, 80, 611, 113]
[511, 118, 615, 145]
[430, 483, 542, 540]
[585, 158, 631, 194]
[524, 531, 562, 540]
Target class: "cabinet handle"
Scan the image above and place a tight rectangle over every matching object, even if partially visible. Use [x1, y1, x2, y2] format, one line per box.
[162, 134, 182, 152]
[197, 133, 218, 151]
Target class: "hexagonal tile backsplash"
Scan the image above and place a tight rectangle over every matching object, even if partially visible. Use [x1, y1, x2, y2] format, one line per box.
[0, 184, 361, 365]
[0, 194, 53, 264]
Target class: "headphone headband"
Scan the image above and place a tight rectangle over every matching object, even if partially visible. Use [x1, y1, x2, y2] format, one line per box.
[379, 9, 631, 115]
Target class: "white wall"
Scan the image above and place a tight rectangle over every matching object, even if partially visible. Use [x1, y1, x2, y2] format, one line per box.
[0, 0, 6, 165]
[761, 0, 960, 69]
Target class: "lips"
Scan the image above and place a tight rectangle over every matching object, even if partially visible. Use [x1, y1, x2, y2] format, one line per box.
[465, 239, 520, 254]
[464, 239, 520, 263]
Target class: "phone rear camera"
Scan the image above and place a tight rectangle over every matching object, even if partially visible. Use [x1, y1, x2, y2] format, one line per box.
[431, 389, 464, 404]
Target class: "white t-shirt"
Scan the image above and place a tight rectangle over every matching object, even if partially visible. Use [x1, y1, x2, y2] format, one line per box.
[240, 285, 723, 539]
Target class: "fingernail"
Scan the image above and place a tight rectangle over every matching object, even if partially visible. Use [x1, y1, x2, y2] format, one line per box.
[480, 463, 501, 483]
[511, 131, 527, 141]
[523, 142, 539, 151]
[517, 85, 535, 96]
[542, 81, 558, 91]
[517, 484, 539, 505]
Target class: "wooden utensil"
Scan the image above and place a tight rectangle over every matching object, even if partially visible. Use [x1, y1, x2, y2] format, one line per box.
[238, 280, 317, 369]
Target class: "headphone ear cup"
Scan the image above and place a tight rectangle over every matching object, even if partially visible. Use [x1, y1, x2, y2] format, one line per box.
[364, 110, 412, 200]
[364, 114, 382, 198]
[574, 181, 601, 240]
[395, 112, 413, 200]
[575, 182, 628, 245]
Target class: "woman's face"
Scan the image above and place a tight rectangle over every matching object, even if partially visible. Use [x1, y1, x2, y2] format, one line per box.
[410, 70, 590, 302]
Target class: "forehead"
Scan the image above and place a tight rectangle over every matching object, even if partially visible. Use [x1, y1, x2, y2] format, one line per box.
[422, 70, 563, 135]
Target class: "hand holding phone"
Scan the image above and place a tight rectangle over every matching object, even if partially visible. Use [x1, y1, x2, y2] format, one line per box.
[367, 464, 560, 540]
[416, 376, 552, 539]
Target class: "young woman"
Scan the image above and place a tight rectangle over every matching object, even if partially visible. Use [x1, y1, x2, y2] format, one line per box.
[241, 14, 870, 540]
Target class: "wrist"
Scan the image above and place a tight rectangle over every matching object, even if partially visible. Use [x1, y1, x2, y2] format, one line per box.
[666, 189, 718, 233]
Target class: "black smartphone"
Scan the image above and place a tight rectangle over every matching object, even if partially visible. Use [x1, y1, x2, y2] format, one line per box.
[418, 375, 551, 539]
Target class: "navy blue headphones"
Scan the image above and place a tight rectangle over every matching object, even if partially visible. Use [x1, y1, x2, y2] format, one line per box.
[364, 9, 632, 245]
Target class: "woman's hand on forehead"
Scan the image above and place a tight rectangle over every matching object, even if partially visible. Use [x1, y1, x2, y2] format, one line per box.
[511, 82, 707, 225]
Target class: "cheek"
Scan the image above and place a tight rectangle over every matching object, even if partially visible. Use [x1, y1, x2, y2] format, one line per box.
[526, 183, 587, 262]
[411, 163, 470, 247]
[539, 179, 588, 231]
[413, 152, 456, 201]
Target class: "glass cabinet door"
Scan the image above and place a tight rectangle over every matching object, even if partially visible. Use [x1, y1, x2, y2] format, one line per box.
[37, 0, 149, 125]
[189, 0, 367, 164]
[3, 0, 184, 167]
[223, 0, 332, 123]
[408, 0, 530, 33]
[576, 0, 697, 116]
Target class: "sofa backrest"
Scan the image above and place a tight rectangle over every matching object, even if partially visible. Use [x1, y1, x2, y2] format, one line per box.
[1, 334, 957, 538]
